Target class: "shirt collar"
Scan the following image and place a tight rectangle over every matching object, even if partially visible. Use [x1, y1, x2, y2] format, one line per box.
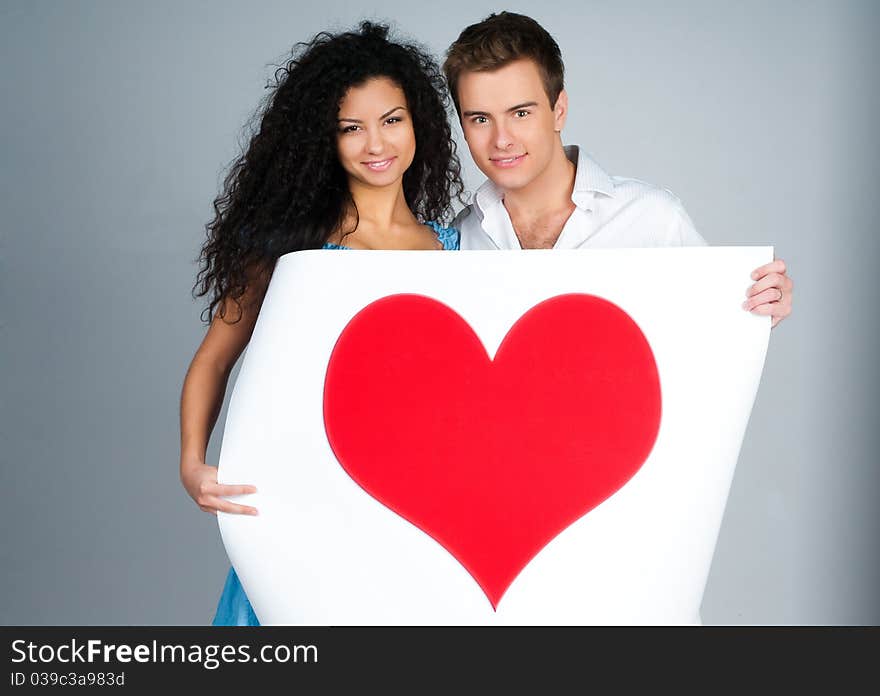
[474, 176, 504, 216]
[568, 145, 616, 211]
[473, 144, 616, 217]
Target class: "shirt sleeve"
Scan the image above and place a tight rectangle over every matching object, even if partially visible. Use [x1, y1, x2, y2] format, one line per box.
[667, 194, 708, 247]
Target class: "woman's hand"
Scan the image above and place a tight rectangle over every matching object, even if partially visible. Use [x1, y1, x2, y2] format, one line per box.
[181, 459, 258, 516]
[179, 279, 269, 518]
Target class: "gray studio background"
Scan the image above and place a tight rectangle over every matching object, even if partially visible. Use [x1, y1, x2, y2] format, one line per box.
[2, 0, 878, 625]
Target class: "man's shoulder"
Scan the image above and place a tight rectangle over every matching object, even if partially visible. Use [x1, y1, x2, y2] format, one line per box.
[574, 150, 706, 247]
[607, 173, 688, 213]
[605, 175, 705, 246]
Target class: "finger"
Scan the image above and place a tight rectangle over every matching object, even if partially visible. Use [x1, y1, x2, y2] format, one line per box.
[751, 259, 786, 280]
[211, 484, 258, 497]
[746, 272, 785, 298]
[749, 301, 786, 317]
[198, 505, 218, 516]
[743, 288, 784, 311]
[209, 495, 260, 516]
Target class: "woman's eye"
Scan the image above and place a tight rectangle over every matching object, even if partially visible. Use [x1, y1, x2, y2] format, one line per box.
[471, 116, 488, 125]
[385, 117, 402, 125]
[339, 124, 359, 134]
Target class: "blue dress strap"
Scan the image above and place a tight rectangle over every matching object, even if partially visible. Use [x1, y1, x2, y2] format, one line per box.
[424, 220, 460, 250]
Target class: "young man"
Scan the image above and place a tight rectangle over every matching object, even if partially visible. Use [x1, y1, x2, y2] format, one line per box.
[443, 12, 793, 326]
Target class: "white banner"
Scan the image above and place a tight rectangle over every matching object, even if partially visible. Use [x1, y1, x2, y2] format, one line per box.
[217, 248, 771, 624]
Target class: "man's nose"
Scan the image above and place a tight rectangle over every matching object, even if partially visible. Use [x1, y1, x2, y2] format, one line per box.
[493, 124, 513, 150]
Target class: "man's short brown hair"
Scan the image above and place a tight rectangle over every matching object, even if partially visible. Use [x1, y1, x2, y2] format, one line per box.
[443, 12, 565, 116]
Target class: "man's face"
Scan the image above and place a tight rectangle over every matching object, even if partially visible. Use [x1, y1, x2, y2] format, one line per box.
[457, 59, 567, 193]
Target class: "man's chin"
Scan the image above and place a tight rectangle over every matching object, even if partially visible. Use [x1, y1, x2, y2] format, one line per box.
[487, 172, 535, 193]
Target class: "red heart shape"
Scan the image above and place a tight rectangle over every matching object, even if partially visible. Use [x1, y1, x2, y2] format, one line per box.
[323, 294, 661, 609]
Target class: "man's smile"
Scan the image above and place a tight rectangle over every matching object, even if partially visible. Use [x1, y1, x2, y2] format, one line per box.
[489, 153, 527, 168]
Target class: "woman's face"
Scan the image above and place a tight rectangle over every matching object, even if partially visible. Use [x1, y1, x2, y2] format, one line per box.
[336, 77, 416, 191]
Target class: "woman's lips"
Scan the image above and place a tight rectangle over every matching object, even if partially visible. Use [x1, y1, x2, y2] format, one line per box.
[363, 157, 396, 172]
[490, 153, 527, 169]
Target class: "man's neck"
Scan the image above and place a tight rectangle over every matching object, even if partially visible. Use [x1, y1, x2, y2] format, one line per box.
[501, 145, 577, 249]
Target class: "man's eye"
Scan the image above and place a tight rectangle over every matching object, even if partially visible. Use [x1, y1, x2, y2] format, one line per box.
[515, 110, 529, 118]
[471, 116, 488, 125]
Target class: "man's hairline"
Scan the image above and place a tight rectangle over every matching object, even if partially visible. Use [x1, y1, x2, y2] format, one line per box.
[448, 56, 564, 117]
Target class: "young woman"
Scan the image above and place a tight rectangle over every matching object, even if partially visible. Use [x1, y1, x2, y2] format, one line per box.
[180, 22, 464, 625]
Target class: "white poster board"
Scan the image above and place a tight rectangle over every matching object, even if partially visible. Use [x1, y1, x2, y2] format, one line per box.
[217, 248, 771, 625]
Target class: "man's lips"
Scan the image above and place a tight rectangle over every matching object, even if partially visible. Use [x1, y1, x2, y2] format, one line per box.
[489, 153, 527, 169]
[362, 157, 396, 172]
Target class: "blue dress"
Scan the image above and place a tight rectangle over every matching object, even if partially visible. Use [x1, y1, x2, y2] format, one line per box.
[212, 221, 460, 625]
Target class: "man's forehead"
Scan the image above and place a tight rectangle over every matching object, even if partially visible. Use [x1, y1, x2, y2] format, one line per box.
[456, 59, 549, 108]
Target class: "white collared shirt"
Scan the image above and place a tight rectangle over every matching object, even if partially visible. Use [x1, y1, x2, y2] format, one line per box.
[455, 145, 707, 250]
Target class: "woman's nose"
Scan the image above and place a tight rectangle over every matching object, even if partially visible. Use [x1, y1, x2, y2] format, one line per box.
[365, 128, 385, 155]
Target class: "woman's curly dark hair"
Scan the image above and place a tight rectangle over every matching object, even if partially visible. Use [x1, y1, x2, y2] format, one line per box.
[194, 21, 464, 323]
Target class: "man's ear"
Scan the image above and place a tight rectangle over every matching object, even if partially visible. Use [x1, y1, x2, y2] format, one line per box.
[553, 89, 568, 132]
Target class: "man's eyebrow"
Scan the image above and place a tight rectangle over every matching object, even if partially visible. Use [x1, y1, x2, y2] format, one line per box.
[338, 106, 407, 123]
[461, 102, 539, 118]
[507, 101, 538, 112]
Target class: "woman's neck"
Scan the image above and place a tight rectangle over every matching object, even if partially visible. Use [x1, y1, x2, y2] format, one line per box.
[346, 180, 417, 235]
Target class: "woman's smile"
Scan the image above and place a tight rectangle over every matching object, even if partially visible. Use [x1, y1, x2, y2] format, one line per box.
[363, 156, 397, 172]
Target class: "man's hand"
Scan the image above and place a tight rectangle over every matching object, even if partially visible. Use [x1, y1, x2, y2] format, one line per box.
[744, 259, 793, 328]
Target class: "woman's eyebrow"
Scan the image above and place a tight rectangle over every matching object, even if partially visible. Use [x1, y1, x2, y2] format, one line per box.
[380, 106, 407, 118]
[338, 106, 407, 123]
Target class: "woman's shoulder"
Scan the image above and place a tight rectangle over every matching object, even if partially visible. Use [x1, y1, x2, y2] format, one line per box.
[424, 220, 460, 251]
